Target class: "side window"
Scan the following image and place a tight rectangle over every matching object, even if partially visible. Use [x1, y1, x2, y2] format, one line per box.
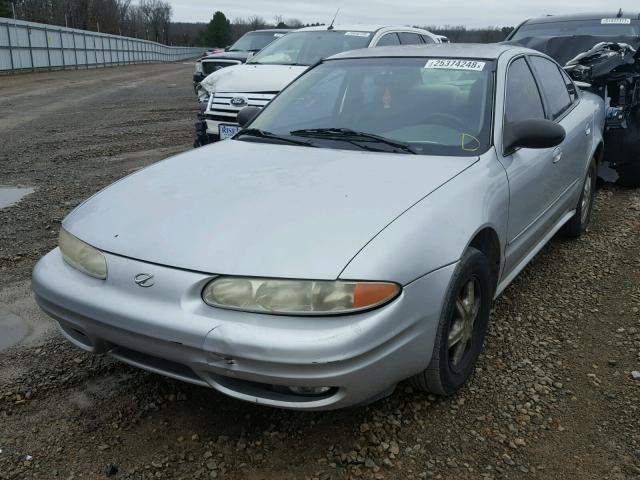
[560, 67, 579, 103]
[398, 32, 423, 45]
[505, 57, 546, 124]
[376, 33, 401, 47]
[420, 34, 435, 44]
[529, 56, 572, 119]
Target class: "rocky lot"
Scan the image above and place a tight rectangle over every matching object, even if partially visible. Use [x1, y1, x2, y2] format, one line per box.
[1, 63, 639, 480]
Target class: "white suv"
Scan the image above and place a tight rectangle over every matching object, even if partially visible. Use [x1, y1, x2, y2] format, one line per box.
[195, 25, 440, 145]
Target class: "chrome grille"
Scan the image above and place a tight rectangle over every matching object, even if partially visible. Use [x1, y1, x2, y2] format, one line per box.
[201, 60, 241, 75]
[206, 92, 276, 121]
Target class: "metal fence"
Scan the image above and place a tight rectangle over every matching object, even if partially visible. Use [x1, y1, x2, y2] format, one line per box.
[0, 17, 203, 73]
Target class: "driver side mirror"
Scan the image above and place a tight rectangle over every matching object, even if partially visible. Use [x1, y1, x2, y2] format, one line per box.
[237, 106, 262, 128]
[504, 119, 565, 155]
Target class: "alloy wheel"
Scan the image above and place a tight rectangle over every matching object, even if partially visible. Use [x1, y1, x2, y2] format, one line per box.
[447, 277, 481, 371]
[580, 169, 593, 226]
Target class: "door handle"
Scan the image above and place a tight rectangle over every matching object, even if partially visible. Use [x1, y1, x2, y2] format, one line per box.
[585, 123, 592, 136]
[552, 148, 563, 164]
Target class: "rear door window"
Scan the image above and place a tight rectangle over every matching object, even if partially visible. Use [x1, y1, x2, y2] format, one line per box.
[398, 32, 423, 45]
[529, 56, 573, 119]
[376, 33, 401, 46]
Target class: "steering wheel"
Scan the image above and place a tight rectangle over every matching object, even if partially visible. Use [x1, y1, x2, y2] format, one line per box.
[422, 113, 466, 130]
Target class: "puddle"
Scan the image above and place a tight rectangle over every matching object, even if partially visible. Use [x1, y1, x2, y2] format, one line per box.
[0, 186, 34, 209]
[0, 311, 31, 352]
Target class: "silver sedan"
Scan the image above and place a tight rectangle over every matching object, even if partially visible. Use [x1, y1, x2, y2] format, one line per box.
[32, 44, 604, 410]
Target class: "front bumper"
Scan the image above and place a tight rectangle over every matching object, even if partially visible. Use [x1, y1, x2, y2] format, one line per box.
[204, 117, 237, 137]
[32, 249, 453, 410]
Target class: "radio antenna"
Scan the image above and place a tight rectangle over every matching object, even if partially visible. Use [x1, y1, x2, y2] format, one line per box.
[328, 8, 340, 30]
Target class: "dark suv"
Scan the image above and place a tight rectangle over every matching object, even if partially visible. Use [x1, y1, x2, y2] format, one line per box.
[193, 29, 292, 88]
[508, 12, 640, 186]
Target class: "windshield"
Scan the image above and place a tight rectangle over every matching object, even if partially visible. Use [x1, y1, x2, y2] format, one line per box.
[511, 19, 640, 39]
[229, 31, 286, 52]
[248, 30, 372, 66]
[246, 57, 495, 156]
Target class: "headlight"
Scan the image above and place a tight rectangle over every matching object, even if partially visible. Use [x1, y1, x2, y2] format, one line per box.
[58, 228, 107, 279]
[202, 277, 400, 315]
[194, 61, 203, 74]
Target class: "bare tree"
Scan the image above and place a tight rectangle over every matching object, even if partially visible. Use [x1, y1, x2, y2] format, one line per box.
[247, 15, 266, 30]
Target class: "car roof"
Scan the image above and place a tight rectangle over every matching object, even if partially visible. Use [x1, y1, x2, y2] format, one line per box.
[523, 12, 640, 25]
[298, 24, 432, 34]
[245, 28, 293, 33]
[329, 43, 525, 60]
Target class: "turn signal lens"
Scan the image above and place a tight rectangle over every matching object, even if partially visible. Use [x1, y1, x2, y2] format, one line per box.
[202, 278, 400, 315]
[353, 282, 401, 309]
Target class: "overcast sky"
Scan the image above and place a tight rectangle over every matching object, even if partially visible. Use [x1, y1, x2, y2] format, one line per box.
[167, 1, 639, 28]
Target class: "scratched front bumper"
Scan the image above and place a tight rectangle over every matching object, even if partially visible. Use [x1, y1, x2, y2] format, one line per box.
[32, 248, 453, 410]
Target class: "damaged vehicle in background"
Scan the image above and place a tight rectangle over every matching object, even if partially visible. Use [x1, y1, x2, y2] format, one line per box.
[508, 11, 640, 186]
[194, 25, 441, 146]
[33, 44, 604, 410]
[193, 29, 292, 91]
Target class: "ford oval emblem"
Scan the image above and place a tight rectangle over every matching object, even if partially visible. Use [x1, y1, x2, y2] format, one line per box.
[134, 273, 154, 287]
[230, 96, 248, 107]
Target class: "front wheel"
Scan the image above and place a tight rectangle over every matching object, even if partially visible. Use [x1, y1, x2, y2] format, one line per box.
[561, 158, 596, 238]
[410, 247, 492, 395]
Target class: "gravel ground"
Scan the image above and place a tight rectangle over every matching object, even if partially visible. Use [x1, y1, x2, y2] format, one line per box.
[1, 63, 640, 480]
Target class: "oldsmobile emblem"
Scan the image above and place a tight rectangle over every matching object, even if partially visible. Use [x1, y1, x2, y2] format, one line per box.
[134, 273, 155, 287]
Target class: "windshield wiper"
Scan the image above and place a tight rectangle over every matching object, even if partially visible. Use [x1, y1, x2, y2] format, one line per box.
[235, 128, 317, 147]
[290, 128, 418, 154]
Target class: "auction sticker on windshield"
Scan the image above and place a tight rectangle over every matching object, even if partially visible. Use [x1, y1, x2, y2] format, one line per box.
[219, 124, 241, 140]
[601, 18, 631, 24]
[345, 32, 370, 37]
[425, 59, 486, 71]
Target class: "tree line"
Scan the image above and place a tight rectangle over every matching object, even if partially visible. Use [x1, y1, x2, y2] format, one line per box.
[421, 25, 514, 42]
[0, 3, 515, 47]
[200, 12, 515, 47]
[1, 0, 173, 44]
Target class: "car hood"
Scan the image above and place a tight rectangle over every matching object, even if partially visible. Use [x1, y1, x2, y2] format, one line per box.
[200, 64, 308, 94]
[64, 141, 477, 280]
[201, 51, 252, 62]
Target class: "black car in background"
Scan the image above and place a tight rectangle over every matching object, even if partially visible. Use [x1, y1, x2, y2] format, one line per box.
[193, 29, 292, 87]
[508, 12, 640, 186]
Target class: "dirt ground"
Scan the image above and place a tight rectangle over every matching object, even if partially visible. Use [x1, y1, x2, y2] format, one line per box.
[0, 63, 639, 480]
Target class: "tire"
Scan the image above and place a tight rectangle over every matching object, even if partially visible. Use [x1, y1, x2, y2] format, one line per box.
[561, 158, 596, 238]
[410, 247, 492, 395]
[617, 161, 640, 188]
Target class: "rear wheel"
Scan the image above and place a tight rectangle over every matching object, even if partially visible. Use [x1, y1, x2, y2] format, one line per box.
[561, 158, 596, 238]
[411, 247, 492, 395]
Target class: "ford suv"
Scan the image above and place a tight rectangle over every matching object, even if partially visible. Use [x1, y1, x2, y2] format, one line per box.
[194, 25, 440, 145]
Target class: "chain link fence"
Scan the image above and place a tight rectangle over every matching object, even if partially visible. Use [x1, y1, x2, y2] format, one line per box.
[0, 17, 203, 73]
